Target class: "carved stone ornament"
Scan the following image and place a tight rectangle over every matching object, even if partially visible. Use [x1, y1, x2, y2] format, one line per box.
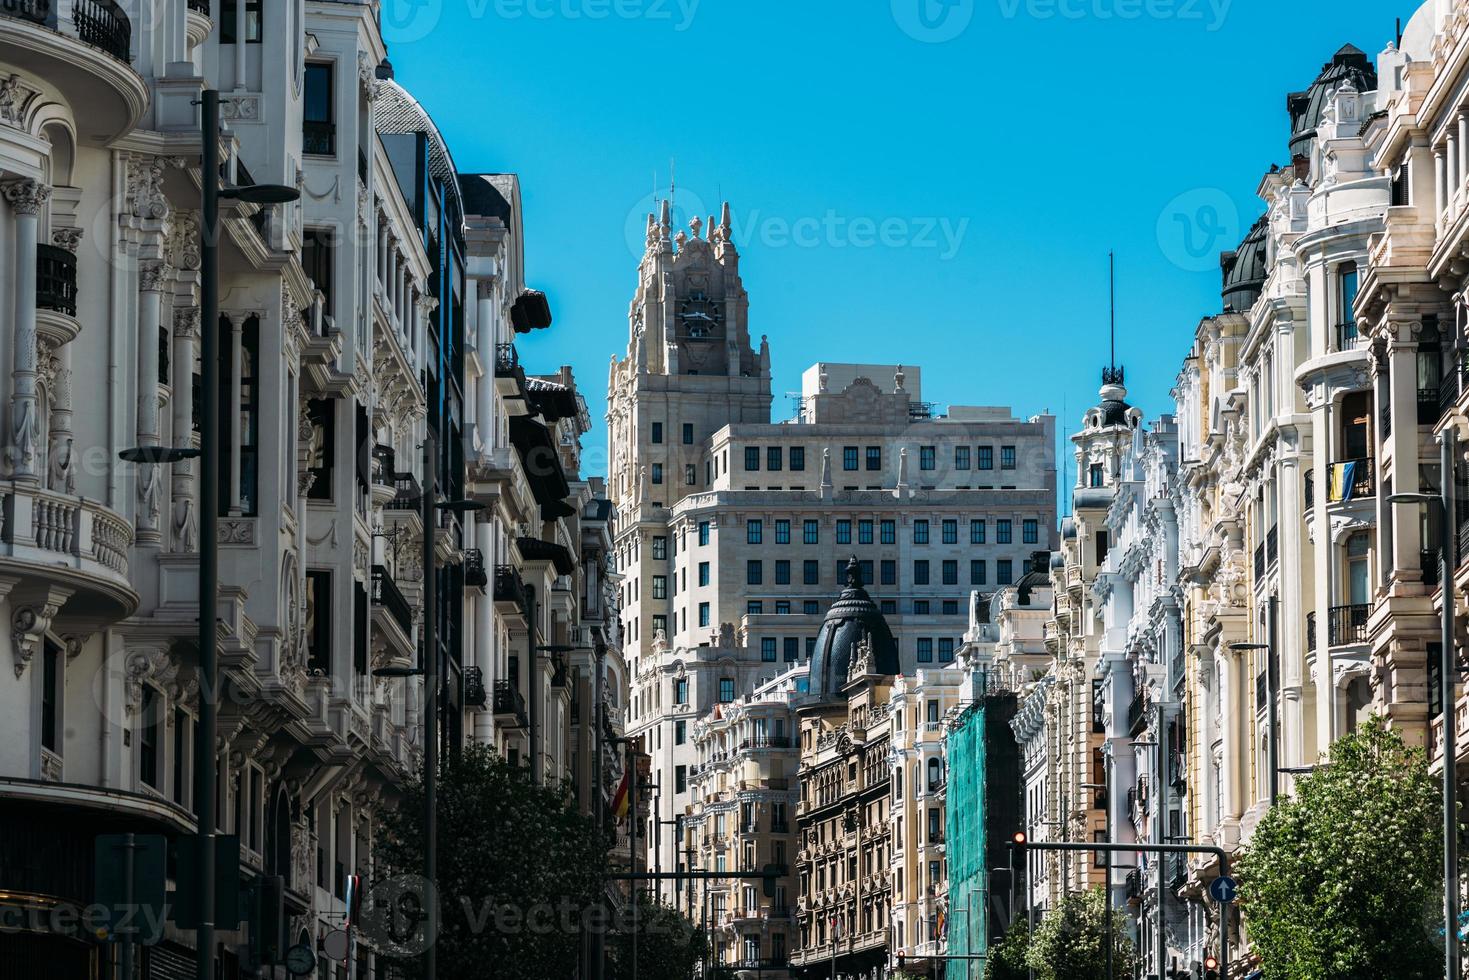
[2, 179, 51, 216]
[50, 228, 84, 254]
[218, 520, 256, 545]
[166, 211, 201, 271]
[127, 158, 168, 220]
[12, 594, 67, 678]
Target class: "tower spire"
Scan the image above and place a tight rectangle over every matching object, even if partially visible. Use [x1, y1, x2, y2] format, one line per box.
[1103, 250, 1124, 387]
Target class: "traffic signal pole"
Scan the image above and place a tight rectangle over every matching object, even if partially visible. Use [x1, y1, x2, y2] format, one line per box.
[1008, 838, 1232, 976]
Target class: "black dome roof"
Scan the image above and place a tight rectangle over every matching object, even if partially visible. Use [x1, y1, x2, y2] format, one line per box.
[1288, 44, 1376, 159]
[1221, 215, 1268, 314]
[807, 559, 900, 705]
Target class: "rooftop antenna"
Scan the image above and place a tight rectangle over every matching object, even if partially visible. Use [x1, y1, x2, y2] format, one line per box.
[670, 158, 676, 213]
[1396, 17, 1403, 48]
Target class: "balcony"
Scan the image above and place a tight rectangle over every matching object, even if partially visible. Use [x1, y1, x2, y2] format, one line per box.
[1305, 469, 1314, 509]
[1335, 320, 1362, 351]
[1327, 603, 1371, 647]
[187, 0, 211, 13]
[383, 473, 422, 511]
[1441, 354, 1469, 421]
[36, 244, 77, 317]
[371, 564, 414, 637]
[494, 564, 527, 612]
[0, 482, 136, 619]
[0, 0, 146, 142]
[1127, 690, 1148, 736]
[493, 680, 528, 729]
[1266, 524, 1278, 568]
[464, 547, 488, 591]
[1306, 610, 1316, 652]
[495, 343, 527, 397]
[1254, 542, 1265, 582]
[1419, 386, 1441, 426]
[1325, 458, 1374, 504]
[303, 120, 336, 157]
[463, 666, 487, 708]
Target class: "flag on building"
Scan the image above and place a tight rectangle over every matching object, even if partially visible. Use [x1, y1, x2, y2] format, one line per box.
[612, 768, 631, 821]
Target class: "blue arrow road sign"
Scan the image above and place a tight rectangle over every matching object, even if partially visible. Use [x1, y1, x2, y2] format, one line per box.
[1209, 875, 1239, 904]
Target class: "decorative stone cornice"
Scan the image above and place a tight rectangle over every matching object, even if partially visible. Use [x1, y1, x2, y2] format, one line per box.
[3, 179, 51, 215]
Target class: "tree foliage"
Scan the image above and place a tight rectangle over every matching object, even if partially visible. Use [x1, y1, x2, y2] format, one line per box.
[606, 895, 707, 980]
[374, 744, 611, 980]
[983, 917, 1030, 980]
[1023, 887, 1136, 980]
[1236, 718, 1443, 980]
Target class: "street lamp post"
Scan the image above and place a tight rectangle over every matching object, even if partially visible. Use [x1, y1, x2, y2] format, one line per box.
[1082, 763, 1113, 980]
[1389, 427, 1460, 980]
[182, 89, 299, 980]
[1230, 597, 1280, 808]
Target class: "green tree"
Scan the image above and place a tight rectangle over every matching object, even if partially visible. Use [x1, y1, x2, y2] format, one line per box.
[984, 918, 1030, 980]
[374, 744, 611, 980]
[606, 895, 707, 980]
[1024, 887, 1136, 980]
[1236, 718, 1443, 980]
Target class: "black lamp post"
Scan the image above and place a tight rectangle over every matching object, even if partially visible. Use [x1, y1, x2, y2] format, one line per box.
[1389, 427, 1460, 980]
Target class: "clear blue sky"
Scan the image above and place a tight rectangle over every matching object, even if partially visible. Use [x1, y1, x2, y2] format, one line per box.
[386, 0, 1407, 489]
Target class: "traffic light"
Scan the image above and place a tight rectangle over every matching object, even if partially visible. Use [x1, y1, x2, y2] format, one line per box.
[1203, 954, 1219, 980]
[1009, 830, 1027, 850]
[896, 953, 906, 971]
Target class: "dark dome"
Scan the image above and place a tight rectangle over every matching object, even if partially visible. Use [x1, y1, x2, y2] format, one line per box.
[806, 559, 900, 705]
[1221, 215, 1268, 314]
[1288, 44, 1376, 159]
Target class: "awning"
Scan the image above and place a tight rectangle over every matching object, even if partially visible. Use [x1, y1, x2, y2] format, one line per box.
[516, 536, 576, 576]
[526, 376, 579, 422]
[510, 289, 552, 333]
[508, 415, 571, 508]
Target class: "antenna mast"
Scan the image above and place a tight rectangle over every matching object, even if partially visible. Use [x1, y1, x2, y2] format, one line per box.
[1103, 251, 1124, 387]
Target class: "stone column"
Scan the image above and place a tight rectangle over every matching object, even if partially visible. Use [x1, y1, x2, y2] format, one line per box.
[1437, 150, 1448, 227]
[1449, 132, 1460, 203]
[46, 228, 82, 496]
[1218, 641, 1245, 840]
[135, 264, 167, 543]
[171, 307, 200, 552]
[4, 180, 52, 483]
[1277, 455, 1307, 765]
[1459, 113, 1468, 186]
[233, 0, 247, 86]
[476, 279, 495, 450]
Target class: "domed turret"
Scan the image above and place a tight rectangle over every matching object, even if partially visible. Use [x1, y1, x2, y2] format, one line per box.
[1287, 44, 1377, 161]
[1220, 215, 1268, 314]
[806, 559, 900, 705]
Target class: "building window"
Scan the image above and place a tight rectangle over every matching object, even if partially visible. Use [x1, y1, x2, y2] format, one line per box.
[40, 640, 60, 752]
[305, 569, 332, 673]
[683, 423, 695, 445]
[139, 686, 160, 789]
[942, 520, 958, 544]
[881, 560, 897, 586]
[747, 561, 763, 585]
[719, 678, 735, 703]
[970, 560, 986, 585]
[843, 447, 859, 471]
[652, 614, 668, 635]
[804, 600, 820, 615]
[978, 446, 994, 470]
[939, 638, 955, 662]
[955, 446, 971, 470]
[914, 561, 930, 585]
[803, 560, 820, 585]
[699, 522, 711, 546]
[997, 520, 1013, 544]
[914, 520, 930, 544]
[920, 446, 936, 471]
[881, 520, 896, 544]
[1089, 462, 1105, 488]
[804, 520, 820, 544]
[762, 638, 777, 662]
[651, 422, 664, 444]
[675, 678, 688, 704]
[914, 599, 930, 615]
[651, 464, 663, 485]
[220, 0, 263, 43]
[685, 464, 697, 486]
[866, 446, 882, 470]
[301, 230, 335, 322]
[1023, 519, 1039, 544]
[942, 560, 958, 585]
[698, 603, 710, 627]
[917, 639, 934, 663]
[790, 446, 806, 471]
[748, 520, 763, 544]
[837, 520, 853, 545]
[745, 447, 760, 471]
[860, 559, 874, 586]
[998, 559, 1013, 585]
[769, 519, 788, 544]
[698, 562, 711, 587]
[676, 766, 688, 794]
[303, 62, 336, 155]
[768, 447, 783, 471]
[675, 721, 687, 745]
[652, 576, 668, 600]
[653, 536, 668, 560]
[1001, 446, 1017, 469]
[859, 520, 874, 544]
[775, 561, 791, 585]
[775, 600, 791, 615]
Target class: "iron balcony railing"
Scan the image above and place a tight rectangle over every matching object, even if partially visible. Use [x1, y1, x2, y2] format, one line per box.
[1442, 353, 1469, 420]
[1124, 869, 1142, 902]
[303, 120, 336, 156]
[371, 565, 413, 635]
[383, 473, 422, 511]
[74, 0, 132, 61]
[1256, 671, 1268, 712]
[1325, 458, 1375, 504]
[1253, 543, 1265, 582]
[494, 564, 527, 607]
[1335, 320, 1361, 351]
[1306, 610, 1317, 652]
[1420, 386, 1442, 426]
[493, 680, 528, 728]
[36, 244, 77, 317]
[1327, 603, 1371, 646]
[464, 548, 488, 590]
[1266, 525, 1278, 568]
[495, 343, 520, 375]
[1304, 469, 1314, 509]
[1127, 690, 1147, 735]
[188, 0, 210, 14]
[463, 666, 487, 708]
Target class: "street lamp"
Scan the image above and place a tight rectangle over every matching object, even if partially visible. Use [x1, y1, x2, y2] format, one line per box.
[1230, 633, 1279, 808]
[118, 446, 201, 465]
[183, 89, 303, 980]
[1081, 774, 1114, 980]
[1389, 426, 1460, 980]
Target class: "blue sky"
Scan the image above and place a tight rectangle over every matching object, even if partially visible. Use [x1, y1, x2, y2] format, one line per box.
[386, 0, 1406, 491]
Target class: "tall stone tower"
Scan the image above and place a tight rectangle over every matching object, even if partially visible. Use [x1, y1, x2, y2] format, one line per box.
[607, 201, 772, 516]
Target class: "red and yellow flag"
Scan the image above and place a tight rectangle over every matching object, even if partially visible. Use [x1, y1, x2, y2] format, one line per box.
[612, 768, 632, 821]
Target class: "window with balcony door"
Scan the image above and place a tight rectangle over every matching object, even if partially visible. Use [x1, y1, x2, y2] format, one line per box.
[1338, 264, 1359, 348]
[1346, 532, 1371, 607]
[303, 63, 336, 155]
[220, 0, 263, 42]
